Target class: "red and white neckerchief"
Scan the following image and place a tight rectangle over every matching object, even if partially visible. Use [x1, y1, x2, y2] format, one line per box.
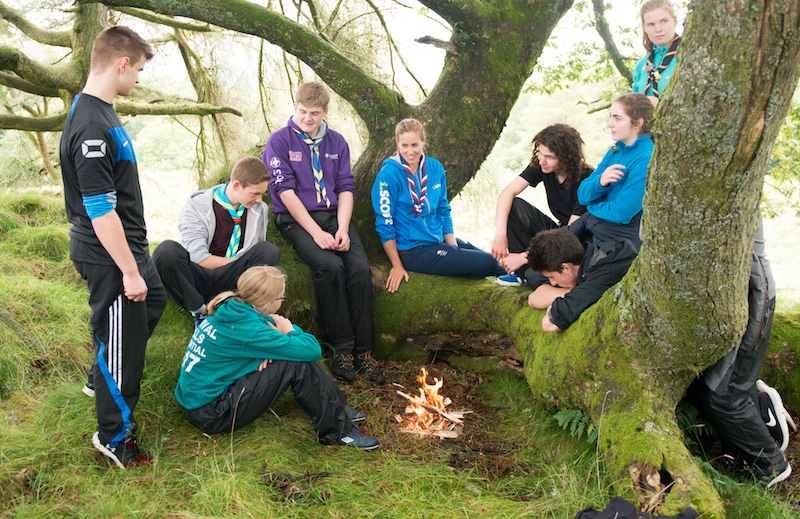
[401, 153, 427, 217]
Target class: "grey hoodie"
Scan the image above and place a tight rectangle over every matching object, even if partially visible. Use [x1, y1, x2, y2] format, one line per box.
[177, 183, 269, 264]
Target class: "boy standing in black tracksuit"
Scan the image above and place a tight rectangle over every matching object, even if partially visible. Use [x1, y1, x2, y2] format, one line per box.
[60, 26, 166, 468]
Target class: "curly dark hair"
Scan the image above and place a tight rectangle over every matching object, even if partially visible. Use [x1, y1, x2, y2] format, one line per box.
[530, 124, 586, 189]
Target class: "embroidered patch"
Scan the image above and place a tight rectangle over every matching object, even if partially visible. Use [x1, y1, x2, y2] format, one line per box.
[81, 139, 106, 159]
[289, 151, 302, 162]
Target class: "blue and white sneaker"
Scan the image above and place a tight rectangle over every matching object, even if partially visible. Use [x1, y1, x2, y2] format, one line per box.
[335, 426, 379, 450]
[345, 405, 367, 423]
[191, 311, 205, 329]
[497, 273, 527, 287]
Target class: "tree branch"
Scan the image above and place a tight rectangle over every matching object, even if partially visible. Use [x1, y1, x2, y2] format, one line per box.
[115, 101, 243, 116]
[417, 0, 479, 26]
[96, 0, 407, 129]
[0, 46, 81, 93]
[0, 1, 72, 47]
[363, 0, 428, 96]
[112, 6, 215, 31]
[0, 112, 66, 131]
[591, 0, 632, 85]
[0, 71, 61, 97]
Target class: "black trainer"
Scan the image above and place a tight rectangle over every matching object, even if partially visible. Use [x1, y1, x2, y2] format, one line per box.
[92, 432, 152, 469]
[82, 369, 95, 397]
[335, 426, 379, 450]
[330, 353, 355, 382]
[756, 379, 791, 451]
[345, 405, 367, 422]
[82, 382, 95, 398]
[751, 455, 792, 488]
[354, 351, 385, 385]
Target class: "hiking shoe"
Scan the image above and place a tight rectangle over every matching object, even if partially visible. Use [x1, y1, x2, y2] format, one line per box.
[335, 427, 379, 450]
[92, 431, 152, 469]
[497, 273, 527, 287]
[330, 353, 355, 382]
[82, 383, 95, 398]
[756, 380, 792, 451]
[355, 351, 386, 385]
[751, 456, 792, 488]
[345, 405, 367, 423]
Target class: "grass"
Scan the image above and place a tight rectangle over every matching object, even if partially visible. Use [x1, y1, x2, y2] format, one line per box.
[0, 191, 798, 518]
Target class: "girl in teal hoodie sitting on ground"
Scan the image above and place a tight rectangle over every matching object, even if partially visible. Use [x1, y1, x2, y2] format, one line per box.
[174, 265, 378, 449]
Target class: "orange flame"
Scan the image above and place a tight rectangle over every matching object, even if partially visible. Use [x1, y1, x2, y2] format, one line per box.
[400, 368, 451, 431]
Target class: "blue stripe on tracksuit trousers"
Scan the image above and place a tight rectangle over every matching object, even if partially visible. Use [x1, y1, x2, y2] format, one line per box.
[74, 257, 166, 447]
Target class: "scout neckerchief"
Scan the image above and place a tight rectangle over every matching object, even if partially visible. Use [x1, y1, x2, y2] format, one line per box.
[292, 127, 330, 208]
[644, 35, 680, 98]
[400, 153, 427, 217]
[213, 183, 246, 258]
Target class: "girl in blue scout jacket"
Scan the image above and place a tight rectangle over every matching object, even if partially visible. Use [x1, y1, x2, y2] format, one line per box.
[174, 266, 379, 450]
[632, 0, 681, 106]
[371, 118, 504, 293]
[576, 93, 654, 248]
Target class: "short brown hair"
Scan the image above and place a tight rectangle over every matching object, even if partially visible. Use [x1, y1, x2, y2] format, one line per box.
[231, 156, 271, 187]
[395, 118, 426, 142]
[527, 229, 585, 273]
[295, 81, 330, 110]
[613, 93, 655, 137]
[205, 266, 286, 317]
[90, 26, 154, 72]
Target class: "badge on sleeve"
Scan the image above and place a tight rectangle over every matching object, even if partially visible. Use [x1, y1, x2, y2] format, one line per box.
[81, 139, 107, 158]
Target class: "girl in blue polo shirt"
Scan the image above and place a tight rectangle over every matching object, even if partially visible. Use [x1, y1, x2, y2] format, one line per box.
[632, 0, 681, 106]
[576, 93, 655, 248]
[371, 118, 504, 293]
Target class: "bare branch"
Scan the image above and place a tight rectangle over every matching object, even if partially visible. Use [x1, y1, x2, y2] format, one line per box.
[97, 0, 406, 129]
[0, 1, 71, 47]
[0, 111, 66, 131]
[0, 45, 81, 93]
[363, 0, 428, 96]
[592, 0, 633, 85]
[0, 71, 61, 97]
[415, 36, 457, 54]
[113, 6, 215, 32]
[115, 101, 243, 117]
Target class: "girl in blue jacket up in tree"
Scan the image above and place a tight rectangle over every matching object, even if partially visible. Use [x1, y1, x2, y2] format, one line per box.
[174, 266, 379, 450]
[631, 0, 681, 106]
[575, 93, 654, 249]
[371, 118, 504, 293]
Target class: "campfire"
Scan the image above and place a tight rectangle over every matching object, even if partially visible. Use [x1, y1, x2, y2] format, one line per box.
[395, 368, 470, 439]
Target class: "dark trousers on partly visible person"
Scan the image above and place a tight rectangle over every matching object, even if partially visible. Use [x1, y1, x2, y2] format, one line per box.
[186, 360, 352, 445]
[569, 212, 643, 250]
[400, 239, 505, 279]
[277, 209, 373, 356]
[74, 256, 167, 447]
[507, 197, 559, 288]
[698, 297, 785, 471]
[153, 240, 280, 311]
[507, 197, 560, 255]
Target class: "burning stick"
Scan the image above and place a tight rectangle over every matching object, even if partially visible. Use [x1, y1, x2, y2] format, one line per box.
[396, 390, 463, 424]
